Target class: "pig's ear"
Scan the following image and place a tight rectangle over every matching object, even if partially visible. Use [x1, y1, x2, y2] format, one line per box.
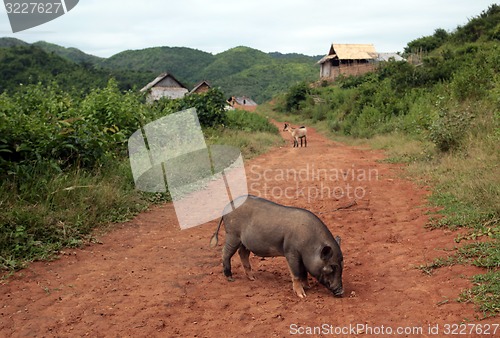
[335, 236, 341, 247]
[320, 246, 333, 261]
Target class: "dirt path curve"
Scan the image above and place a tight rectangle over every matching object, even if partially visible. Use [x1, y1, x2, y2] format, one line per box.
[1, 124, 496, 337]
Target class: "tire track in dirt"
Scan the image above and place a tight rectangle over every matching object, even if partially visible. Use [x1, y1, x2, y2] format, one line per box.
[1, 124, 495, 337]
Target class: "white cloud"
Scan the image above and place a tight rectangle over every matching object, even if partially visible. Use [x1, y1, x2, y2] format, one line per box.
[0, 0, 495, 57]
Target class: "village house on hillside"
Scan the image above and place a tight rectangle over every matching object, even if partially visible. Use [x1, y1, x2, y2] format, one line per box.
[189, 80, 212, 94]
[318, 43, 378, 81]
[140, 73, 189, 103]
[140, 73, 259, 112]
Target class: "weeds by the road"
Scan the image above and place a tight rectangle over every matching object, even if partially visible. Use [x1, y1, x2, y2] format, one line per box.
[0, 159, 149, 271]
[360, 132, 499, 318]
[1, 88, 280, 273]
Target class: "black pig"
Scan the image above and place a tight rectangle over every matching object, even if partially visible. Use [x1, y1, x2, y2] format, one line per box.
[210, 195, 343, 298]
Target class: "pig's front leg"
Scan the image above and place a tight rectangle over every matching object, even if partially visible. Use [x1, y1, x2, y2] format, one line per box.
[285, 252, 308, 298]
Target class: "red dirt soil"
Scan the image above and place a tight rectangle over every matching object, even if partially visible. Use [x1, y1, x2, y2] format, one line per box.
[1, 125, 497, 337]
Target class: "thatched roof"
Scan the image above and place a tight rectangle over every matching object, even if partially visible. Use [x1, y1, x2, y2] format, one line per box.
[140, 72, 187, 92]
[318, 44, 378, 64]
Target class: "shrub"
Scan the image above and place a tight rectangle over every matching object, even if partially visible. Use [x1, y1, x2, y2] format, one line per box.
[355, 106, 383, 138]
[450, 48, 495, 101]
[176, 88, 227, 127]
[0, 80, 148, 173]
[148, 88, 227, 127]
[404, 28, 449, 54]
[0, 82, 77, 171]
[284, 82, 310, 112]
[311, 103, 329, 122]
[428, 107, 474, 152]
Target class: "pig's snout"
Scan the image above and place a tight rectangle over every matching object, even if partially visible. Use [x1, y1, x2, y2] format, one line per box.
[332, 286, 344, 297]
[324, 280, 344, 297]
[319, 276, 344, 297]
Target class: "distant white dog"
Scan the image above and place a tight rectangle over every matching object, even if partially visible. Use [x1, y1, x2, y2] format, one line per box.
[283, 123, 307, 147]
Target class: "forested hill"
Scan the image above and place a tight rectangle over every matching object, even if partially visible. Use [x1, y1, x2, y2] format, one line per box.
[0, 44, 155, 94]
[0, 39, 320, 102]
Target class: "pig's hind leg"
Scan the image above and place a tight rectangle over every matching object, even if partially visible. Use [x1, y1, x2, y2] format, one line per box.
[238, 245, 255, 281]
[222, 235, 241, 282]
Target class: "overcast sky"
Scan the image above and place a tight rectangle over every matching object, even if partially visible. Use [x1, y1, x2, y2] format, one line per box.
[0, 0, 496, 58]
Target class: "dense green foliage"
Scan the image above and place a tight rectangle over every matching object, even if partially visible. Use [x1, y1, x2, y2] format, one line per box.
[0, 44, 154, 94]
[0, 80, 142, 171]
[405, 5, 500, 53]
[284, 81, 311, 112]
[0, 81, 233, 175]
[0, 79, 278, 271]
[147, 88, 228, 127]
[274, 5, 499, 316]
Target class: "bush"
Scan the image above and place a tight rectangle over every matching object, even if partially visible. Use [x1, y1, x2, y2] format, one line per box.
[404, 28, 449, 54]
[149, 88, 227, 127]
[450, 47, 496, 101]
[0, 82, 77, 171]
[311, 103, 329, 122]
[0, 80, 147, 173]
[428, 107, 474, 152]
[284, 82, 310, 112]
[399, 92, 435, 135]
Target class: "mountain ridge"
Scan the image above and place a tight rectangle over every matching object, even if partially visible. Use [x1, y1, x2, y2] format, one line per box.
[0, 38, 320, 102]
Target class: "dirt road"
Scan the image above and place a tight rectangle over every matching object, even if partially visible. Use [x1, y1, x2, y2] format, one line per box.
[1, 125, 495, 337]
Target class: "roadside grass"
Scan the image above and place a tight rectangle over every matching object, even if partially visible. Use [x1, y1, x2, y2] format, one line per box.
[0, 160, 150, 271]
[206, 109, 283, 158]
[362, 132, 499, 317]
[205, 128, 283, 159]
[1, 108, 280, 274]
[460, 271, 500, 315]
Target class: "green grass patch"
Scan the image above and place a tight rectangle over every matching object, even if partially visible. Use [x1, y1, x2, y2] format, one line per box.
[212, 129, 283, 159]
[212, 108, 284, 158]
[225, 109, 279, 133]
[0, 159, 150, 271]
[417, 234, 500, 273]
[459, 271, 500, 317]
